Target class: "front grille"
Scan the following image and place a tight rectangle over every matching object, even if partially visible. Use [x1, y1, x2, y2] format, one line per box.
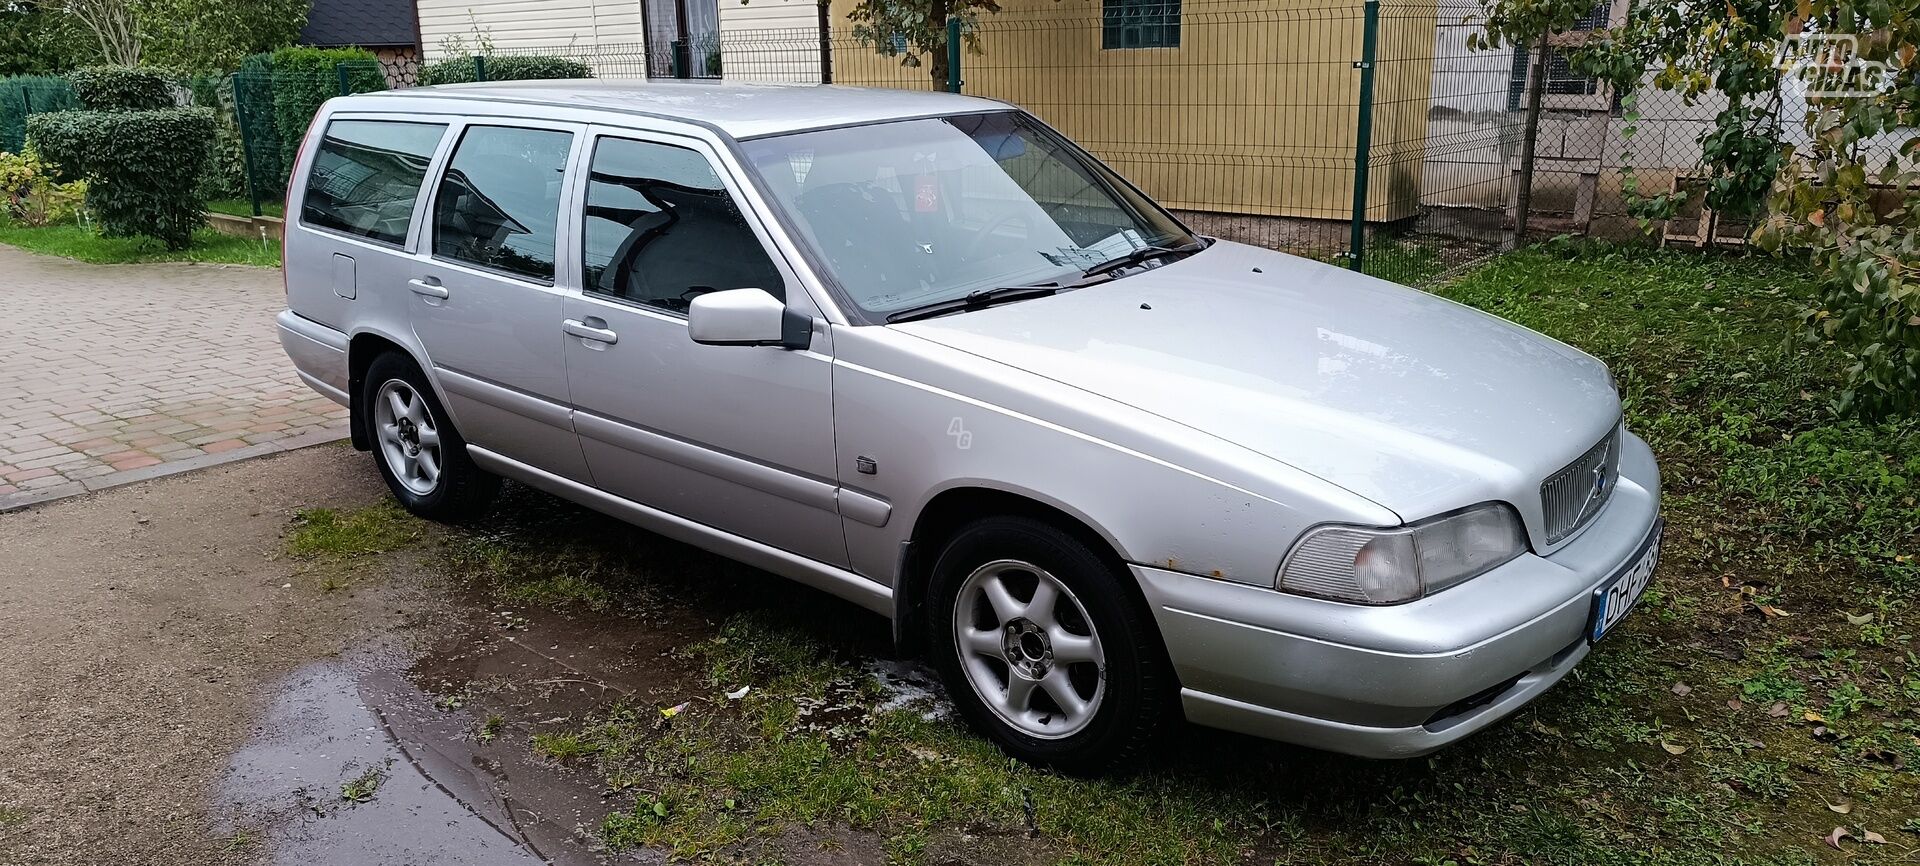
[1540, 424, 1622, 544]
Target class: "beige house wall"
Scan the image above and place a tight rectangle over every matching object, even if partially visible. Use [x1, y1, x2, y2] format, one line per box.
[827, 0, 1436, 221]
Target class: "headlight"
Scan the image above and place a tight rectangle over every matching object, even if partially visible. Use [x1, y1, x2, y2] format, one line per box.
[1276, 504, 1526, 604]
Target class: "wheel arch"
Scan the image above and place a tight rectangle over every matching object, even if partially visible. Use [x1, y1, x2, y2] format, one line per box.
[892, 484, 1154, 658]
[347, 330, 433, 451]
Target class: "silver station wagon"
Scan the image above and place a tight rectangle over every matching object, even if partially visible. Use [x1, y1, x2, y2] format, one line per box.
[277, 81, 1662, 772]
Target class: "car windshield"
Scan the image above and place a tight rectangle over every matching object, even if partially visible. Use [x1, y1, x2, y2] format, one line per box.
[738, 111, 1198, 320]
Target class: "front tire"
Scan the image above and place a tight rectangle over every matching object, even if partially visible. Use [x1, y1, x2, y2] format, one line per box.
[926, 516, 1174, 774]
[362, 352, 498, 521]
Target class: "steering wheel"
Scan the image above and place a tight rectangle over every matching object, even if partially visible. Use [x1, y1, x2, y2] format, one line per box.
[962, 209, 1032, 260]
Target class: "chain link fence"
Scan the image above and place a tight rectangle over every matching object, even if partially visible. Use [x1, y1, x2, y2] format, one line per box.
[89, 0, 1885, 284]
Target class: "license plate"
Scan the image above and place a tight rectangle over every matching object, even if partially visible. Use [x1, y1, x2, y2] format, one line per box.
[1589, 523, 1662, 642]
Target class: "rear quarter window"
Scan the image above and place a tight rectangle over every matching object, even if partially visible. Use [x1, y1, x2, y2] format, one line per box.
[301, 120, 447, 246]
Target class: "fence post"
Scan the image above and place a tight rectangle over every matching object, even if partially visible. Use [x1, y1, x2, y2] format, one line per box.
[20, 88, 29, 114]
[817, 0, 833, 84]
[474, 55, 489, 82]
[335, 63, 351, 96]
[231, 76, 264, 218]
[945, 18, 964, 92]
[1346, 0, 1379, 272]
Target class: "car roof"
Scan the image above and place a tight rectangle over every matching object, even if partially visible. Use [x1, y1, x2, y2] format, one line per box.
[360, 80, 1009, 139]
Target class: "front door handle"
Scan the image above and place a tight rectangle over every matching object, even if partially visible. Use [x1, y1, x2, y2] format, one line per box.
[408, 277, 450, 299]
[563, 318, 619, 345]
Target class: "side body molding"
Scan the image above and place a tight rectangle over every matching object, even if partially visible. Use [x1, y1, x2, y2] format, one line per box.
[466, 445, 894, 617]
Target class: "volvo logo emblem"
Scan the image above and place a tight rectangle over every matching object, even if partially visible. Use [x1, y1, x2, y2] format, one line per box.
[1589, 464, 1608, 500]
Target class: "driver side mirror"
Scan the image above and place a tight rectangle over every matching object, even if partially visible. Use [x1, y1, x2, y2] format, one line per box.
[687, 288, 813, 350]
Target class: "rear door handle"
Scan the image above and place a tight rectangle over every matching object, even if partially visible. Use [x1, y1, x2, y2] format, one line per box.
[408, 278, 449, 299]
[563, 318, 618, 345]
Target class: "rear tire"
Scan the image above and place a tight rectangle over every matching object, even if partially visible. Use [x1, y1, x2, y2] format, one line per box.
[362, 351, 498, 521]
[926, 516, 1174, 774]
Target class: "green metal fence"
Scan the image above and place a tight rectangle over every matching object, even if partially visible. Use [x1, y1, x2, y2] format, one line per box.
[222, 60, 387, 216]
[0, 76, 80, 154]
[194, 0, 1870, 284]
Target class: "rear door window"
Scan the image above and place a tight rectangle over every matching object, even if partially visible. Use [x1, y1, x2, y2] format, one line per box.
[580, 135, 784, 314]
[301, 120, 447, 246]
[432, 125, 575, 283]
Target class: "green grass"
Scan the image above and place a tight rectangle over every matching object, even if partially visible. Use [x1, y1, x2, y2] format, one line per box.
[484, 244, 1916, 866]
[445, 525, 632, 611]
[531, 732, 603, 762]
[286, 502, 425, 560]
[0, 221, 279, 266]
[0, 804, 25, 827]
[339, 765, 385, 803]
[206, 198, 285, 219]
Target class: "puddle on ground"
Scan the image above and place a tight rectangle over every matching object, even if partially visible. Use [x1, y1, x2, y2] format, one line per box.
[216, 590, 722, 866]
[216, 648, 606, 865]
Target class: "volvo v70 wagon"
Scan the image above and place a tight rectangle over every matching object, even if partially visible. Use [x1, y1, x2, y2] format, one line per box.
[276, 81, 1662, 772]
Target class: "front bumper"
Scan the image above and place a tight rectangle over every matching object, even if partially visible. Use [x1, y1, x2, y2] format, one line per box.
[1138, 431, 1663, 758]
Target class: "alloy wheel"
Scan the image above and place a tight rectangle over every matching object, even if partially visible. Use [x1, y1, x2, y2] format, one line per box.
[952, 558, 1106, 739]
[373, 378, 442, 496]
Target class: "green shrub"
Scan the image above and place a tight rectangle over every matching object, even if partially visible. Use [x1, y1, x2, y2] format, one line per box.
[187, 74, 247, 201]
[0, 148, 86, 226]
[28, 107, 215, 249]
[418, 55, 593, 86]
[67, 66, 175, 111]
[234, 52, 284, 197]
[267, 47, 385, 172]
[0, 74, 79, 153]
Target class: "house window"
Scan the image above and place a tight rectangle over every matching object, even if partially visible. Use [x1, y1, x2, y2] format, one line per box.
[1506, 0, 1621, 111]
[1103, 0, 1180, 49]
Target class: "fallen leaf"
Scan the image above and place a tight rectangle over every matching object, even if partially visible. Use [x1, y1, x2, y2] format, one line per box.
[1805, 710, 1826, 723]
[1727, 697, 1743, 711]
[1769, 702, 1790, 717]
[1828, 800, 1853, 814]
[1721, 575, 1732, 588]
[1756, 603, 1792, 617]
[1661, 741, 1689, 755]
[660, 701, 690, 719]
[725, 685, 751, 700]
[1845, 612, 1875, 625]
[1826, 826, 1850, 849]
[1672, 682, 1693, 696]
[1863, 830, 1887, 844]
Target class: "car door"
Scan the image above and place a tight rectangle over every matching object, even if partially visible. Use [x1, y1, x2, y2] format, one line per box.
[560, 128, 846, 567]
[410, 119, 590, 480]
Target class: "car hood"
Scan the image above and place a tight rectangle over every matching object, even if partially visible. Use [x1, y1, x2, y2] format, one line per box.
[891, 241, 1620, 523]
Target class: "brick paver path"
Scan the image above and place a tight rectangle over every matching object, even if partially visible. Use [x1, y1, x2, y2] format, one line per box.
[0, 245, 349, 510]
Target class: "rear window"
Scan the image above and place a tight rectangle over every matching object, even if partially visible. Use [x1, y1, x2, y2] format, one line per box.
[300, 120, 446, 246]
[432, 125, 574, 283]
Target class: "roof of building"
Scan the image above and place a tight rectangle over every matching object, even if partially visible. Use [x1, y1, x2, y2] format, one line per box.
[299, 0, 418, 48]
[359, 80, 1009, 139]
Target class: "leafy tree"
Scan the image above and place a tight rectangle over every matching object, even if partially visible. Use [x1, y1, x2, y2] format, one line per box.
[133, 0, 312, 73]
[0, 1, 80, 76]
[1482, 0, 1920, 415]
[843, 0, 999, 86]
[54, 0, 142, 65]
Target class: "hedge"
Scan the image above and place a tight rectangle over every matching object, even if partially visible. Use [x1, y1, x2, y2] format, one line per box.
[419, 55, 593, 86]
[68, 66, 175, 111]
[268, 47, 385, 172]
[28, 107, 215, 249]
[0, 74, 78, 153]
[234, 52, 284, 196]
[187, 74, 247, 201]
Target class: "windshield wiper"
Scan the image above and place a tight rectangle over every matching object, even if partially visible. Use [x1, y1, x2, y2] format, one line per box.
[1080, 240, 1208, 279]
[884, 284, 1061, 324]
